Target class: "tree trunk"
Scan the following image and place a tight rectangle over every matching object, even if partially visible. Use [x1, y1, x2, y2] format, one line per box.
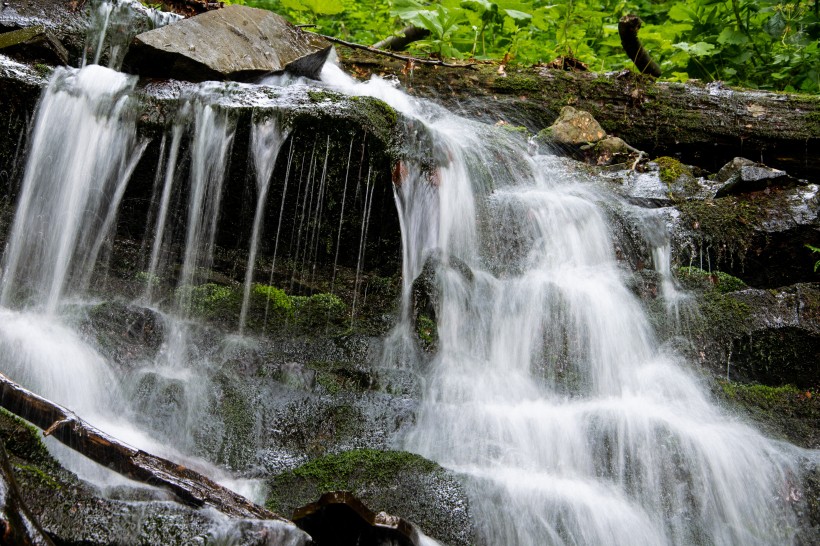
[336, 47, 820, 180]
[0, 372, 284, 522]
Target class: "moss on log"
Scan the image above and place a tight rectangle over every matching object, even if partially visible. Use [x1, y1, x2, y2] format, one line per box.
[336, 47, 820, 180]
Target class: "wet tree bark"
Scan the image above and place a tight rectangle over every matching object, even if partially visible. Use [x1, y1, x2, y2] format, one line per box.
[0, 372, 284, 522]
[618, 15, 661, 77]
[336, 47, 820, 180]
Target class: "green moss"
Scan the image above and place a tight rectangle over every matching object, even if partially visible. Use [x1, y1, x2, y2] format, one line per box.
[307, 360, 375, 393]
[717, 381, 818, 446]
[307, 89, 344, 103]
[253, 283, 293, 316]
[416, 314, 437, 348]
[14, 463, 61, 490]
[179, 282, 240, 318]
[214, 375, 254, 470]
[699, 292, 750, 337]
[491, 75, 541, 94]
[677, 196, 759, 264]
[0, 409, 53, 467]
[654, 156, 690, 185]
[677, 266, 747, 293]
[266, 449, 439, 512]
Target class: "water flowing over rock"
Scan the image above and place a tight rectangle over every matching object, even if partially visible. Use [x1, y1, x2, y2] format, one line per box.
[123, 5, 332, 81]
[0, 2, 818, 544]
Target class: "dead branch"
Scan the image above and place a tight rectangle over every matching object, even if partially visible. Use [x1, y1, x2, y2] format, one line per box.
[618, 15, 661, 77]
[373, 26, 431, 52]
[0, 372, 282, 521]
[318, 34, 475, 68]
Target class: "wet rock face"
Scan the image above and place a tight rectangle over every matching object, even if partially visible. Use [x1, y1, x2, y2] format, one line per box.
[725, 284, 819, 389]
[714, 156, 806, 198]
[671, 183, 819, 288]
[123, 5, 332, 82]
[267, 449, 476, 546]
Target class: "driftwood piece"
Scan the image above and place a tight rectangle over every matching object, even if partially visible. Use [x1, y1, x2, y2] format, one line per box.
[373, 25, 430, 51]
[294, 491, 419, 546]
[335, 47, 820, 181]
[0, 443, 54, 546]
[618, 15, 661, 77]
[0, 372, 282, 521]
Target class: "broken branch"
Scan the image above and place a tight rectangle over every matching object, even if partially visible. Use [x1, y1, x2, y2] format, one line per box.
[618, 15, 661, 77]
[0, 372, 282, 521]
[318, 34, 475, 68]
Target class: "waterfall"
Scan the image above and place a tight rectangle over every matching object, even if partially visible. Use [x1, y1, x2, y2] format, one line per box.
[319, 63, 811, 545]
[0, 11, 814, 541]
[239, 115, 291, 332]
[0, 65, 146, 313]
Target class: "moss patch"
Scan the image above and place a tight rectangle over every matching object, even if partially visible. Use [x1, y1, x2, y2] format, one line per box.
[266, 449, 439, 514]
[677, 195, 760, 265]
[677, 266, 747, 293]
[717, 381, 819, 448]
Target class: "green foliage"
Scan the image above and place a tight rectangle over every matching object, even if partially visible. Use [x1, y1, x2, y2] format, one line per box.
[806, 244, 820, 272]
[236, 0, 819, 91]
[253, 283, 293, 315]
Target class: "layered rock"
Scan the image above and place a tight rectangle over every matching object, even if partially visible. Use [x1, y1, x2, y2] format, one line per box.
[123, 5, 332, 81]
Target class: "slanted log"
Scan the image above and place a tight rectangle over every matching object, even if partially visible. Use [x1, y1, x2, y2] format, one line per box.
[0, 372, 283, 521]
[335, 47, 820, 181]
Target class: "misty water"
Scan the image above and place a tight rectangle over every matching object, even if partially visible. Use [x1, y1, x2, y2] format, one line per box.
[0, 4, 815, 545]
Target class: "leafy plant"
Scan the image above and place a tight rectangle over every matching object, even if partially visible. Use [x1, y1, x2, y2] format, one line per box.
[231, 0, 820, 92]
[806, 244, 820, 272]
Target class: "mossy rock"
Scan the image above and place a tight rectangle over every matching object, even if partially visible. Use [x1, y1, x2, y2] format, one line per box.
[717, 382, 819, 448]
[676, 266, 747, 293]
[267, 449, 475, 546]
[79, 300, 166, 366]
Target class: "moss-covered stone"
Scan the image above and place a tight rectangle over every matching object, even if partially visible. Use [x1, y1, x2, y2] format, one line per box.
[677, 266, 747, 293]
[717, 381, 818, 448]
[267, 449, 475, 546]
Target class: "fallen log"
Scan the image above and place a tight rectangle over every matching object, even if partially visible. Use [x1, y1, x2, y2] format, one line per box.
[335, 47, 820, 181]
[0, 372, 282, 521]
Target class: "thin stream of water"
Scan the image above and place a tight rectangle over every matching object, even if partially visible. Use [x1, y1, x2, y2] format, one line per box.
[240, 116, 291, 332]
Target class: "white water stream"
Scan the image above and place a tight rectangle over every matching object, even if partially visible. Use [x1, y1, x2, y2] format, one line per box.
[0, 11, 814, 543]
[319, 63, 813, 545]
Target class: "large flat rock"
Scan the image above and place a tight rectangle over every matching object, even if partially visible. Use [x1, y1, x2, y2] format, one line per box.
[123, 5, 331, 82]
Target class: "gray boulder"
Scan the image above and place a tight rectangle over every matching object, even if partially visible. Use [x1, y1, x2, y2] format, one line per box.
[714, 157, 805, 197]
[123, 5, 332, 82]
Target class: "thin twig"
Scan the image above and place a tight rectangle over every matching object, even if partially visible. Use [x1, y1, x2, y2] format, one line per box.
[317, 33, 476, 68]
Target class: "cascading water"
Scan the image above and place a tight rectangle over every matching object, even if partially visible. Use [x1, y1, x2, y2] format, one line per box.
[319, 64, 814, 545]
[0, 2, 814, 541]
[240, 116, 291, 332]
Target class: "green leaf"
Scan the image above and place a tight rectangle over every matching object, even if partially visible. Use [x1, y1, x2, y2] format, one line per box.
[717, 28, 748, 45]
[460, 0, 494, 13]
[301, 0, 345, 15]
[673, 41, 717, 57]
[503, 9, 532, 23]
[668, 4, 697, 22]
